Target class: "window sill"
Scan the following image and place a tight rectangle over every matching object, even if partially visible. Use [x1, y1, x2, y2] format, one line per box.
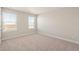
[3, 30, 17, 33]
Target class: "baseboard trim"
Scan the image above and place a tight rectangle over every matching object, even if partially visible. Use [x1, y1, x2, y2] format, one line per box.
[38, 31, 79, 45]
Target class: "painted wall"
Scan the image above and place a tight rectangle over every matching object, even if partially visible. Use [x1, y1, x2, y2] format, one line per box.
[2, 8, 37, 40]
[37, 8, 79, 42]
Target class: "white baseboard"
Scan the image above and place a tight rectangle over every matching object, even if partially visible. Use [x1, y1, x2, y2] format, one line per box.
[38, 31, 79, 45]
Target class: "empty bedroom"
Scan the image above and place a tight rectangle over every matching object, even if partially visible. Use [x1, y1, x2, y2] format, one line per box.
[0, 7, 79, 51]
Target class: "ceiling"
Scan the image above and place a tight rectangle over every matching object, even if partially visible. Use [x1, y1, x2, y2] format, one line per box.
[8, 7, 60, 14]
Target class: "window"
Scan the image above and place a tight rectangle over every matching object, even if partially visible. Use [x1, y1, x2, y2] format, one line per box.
[0, 12, 1, 31]
[0, 17, 1, 31]
[28, 16, 35, 29]
[3, 12, 17, 32]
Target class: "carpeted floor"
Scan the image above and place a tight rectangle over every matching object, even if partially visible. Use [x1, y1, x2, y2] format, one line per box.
[0, 34, 79, 51]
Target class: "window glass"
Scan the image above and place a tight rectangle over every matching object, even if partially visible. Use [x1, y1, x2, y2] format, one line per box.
[28, 16, 35, 29]
[3, 12, 17, 31]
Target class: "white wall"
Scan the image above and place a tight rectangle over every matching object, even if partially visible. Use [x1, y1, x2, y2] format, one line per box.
[2, 8, 37, 40]
[38, 8, 79, 43]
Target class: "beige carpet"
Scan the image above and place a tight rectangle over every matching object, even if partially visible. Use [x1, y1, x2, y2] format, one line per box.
[0, 34, 79, 51]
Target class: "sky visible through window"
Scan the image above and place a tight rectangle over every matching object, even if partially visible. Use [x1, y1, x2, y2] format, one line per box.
[3, 13, 16, 24]
[28, 16, 35, 29]
[28, 16, 35, 25]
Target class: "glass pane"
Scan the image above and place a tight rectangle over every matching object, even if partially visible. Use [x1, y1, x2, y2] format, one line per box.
[0, 7, 1, 43]
[28, 16, 35, 29]
[3, 12, 17, 31]
[0, 8, 1, 32]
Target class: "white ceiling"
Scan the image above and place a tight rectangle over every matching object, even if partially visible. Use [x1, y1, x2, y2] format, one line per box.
[8, 7, 60, 14]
